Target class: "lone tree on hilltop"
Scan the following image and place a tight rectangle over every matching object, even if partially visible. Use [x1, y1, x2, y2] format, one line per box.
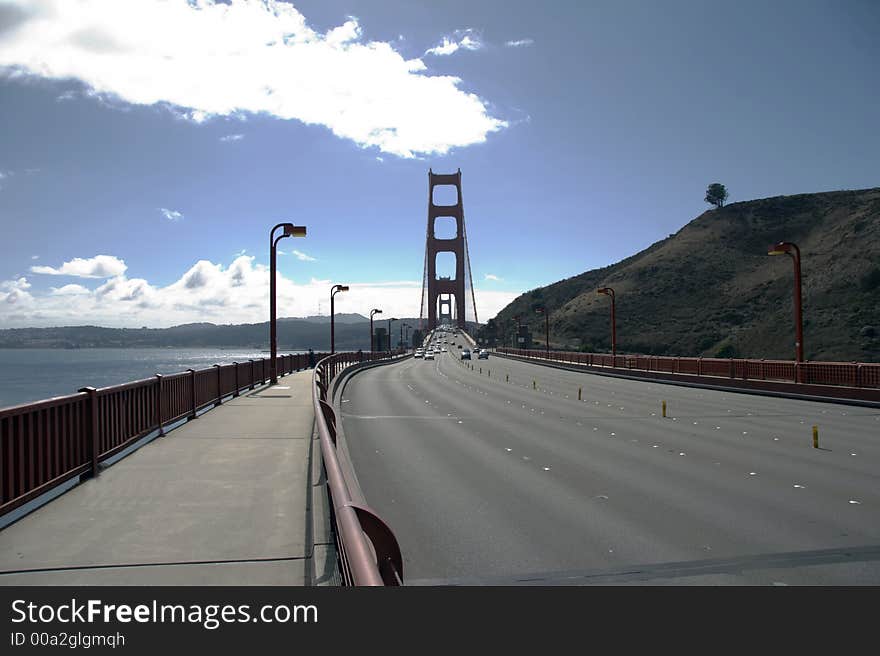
[705, 183, 729, 208]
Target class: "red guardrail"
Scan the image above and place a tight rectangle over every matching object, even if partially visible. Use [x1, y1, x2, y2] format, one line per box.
[312, 350, 407, 586]
[497, 348, 880, 389]
[0, 353, 321, 517]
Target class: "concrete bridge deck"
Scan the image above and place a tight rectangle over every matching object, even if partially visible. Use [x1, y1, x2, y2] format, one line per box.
[0, 370, 334, 585]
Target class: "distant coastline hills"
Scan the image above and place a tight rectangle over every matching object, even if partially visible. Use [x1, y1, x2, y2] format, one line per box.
[0, 314, 422, 351]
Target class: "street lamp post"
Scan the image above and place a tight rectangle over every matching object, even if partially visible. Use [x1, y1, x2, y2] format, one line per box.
[768, 242, 804, 364]
[597, 287, 616, 357]
[269, 222, 306, 384]
[369, 309, 382, 353]
[387, 318, 398, 352]
[329, 284, 349, 354]
[535, 307, 549, 358]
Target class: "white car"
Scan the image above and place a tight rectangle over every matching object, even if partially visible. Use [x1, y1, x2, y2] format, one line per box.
[414, 349, 424, 358]
[424, 351, 435, 360]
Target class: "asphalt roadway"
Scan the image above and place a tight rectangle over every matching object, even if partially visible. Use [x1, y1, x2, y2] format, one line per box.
[339, 343, 880, 585]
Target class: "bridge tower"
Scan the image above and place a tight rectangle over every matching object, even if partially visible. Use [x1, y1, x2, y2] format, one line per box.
[420, 169, 478, 331]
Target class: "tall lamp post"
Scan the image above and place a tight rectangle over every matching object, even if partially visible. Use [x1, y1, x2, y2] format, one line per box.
[535, 307, 549, 358]
[270, 222, 306, 384]
[768, 242, 804, 363]
[369, 308, 382, 353]
[387, 317, 398, 352]
[329, 284, 349, 354]
[597, 287, 616, 357]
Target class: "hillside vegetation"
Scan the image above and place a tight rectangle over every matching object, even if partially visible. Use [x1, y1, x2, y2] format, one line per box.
[481, 188, 880, 362]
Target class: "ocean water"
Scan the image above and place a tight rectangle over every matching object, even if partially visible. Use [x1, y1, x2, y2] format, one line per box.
[0, 348, 307, 410]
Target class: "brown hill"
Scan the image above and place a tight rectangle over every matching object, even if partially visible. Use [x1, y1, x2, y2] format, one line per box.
[480, 187, 880, 362]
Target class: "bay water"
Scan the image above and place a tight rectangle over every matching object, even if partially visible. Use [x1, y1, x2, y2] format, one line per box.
[0, 348, 308, 410]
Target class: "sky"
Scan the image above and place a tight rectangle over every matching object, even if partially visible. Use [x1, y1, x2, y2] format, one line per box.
[0, 0, 878, 328]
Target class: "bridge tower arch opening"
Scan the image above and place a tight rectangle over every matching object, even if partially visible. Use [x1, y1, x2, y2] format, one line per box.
[420, 169, 478, 331]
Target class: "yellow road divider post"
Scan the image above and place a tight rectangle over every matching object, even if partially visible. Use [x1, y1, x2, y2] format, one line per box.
[506, 374, 509, 383]
[533, 380, 537, 390]
[578, 387, 582, 401]
[662, 400, 667, 418]
[813, 425, 819, 449]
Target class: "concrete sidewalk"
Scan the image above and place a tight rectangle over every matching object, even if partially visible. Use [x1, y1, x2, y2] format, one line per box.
[0, 370, 336, 585]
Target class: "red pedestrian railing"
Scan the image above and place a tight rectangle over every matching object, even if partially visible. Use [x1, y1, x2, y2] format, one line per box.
[312, 349, 408, 586]
[496, 348, 880, 389]
[0, 353, 323, 518]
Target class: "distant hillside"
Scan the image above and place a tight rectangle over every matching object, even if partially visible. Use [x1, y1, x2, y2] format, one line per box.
[0, 316, 425, 350]
[480, 188, 880, 362]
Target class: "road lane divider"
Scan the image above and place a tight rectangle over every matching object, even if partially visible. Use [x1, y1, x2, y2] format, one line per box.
[813, 425, 819, 449]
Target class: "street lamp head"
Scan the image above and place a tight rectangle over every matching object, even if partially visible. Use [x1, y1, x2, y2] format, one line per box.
[390, 317, 399, 321]
[331, 284, 349, 295]
[283, 224, 307, 237]
[768, 242, 793, 256]
[370, 308, 382, 317]
[597, 287, 614, 296]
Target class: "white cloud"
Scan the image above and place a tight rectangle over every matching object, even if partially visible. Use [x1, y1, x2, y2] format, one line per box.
[484, 273, 502, 281]
[425, 29, 484, 57]
[159, 207, 183, 221]
[31, 255, 39, 260]
[0, 277, 33, 306]
[0, 258, 518, 328]
[505, 38, 534, 48]
[290, 249, 316, 262]
[0, 1, 506, 158]
[50, 284, 91, 295]
[219, 133, 244, 142]
[30, 255, 128, 278]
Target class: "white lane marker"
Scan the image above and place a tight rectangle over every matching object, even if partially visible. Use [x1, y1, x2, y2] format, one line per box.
[742, 431, 748, 435]
[593, 427, 598, 431]
[543, 467, 551, 471]
[715, 426, 721, 430]
[851, 452, 858, 456]
[522, 456, 531, 461]
[679, 452, 686, 456]
[595, 495, 609, 500]
[849, 500, 861, 505]
[610, 432, 616, 436]
[749, 472, 757, 476]
[793, 484, 805, 489]
[505, 448, 512, 452]
[652, 445, 659, 448]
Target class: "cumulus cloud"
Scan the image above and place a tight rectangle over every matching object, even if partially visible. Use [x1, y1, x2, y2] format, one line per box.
[159, 207, 183, 221]
[219, 133, 244, 142]
[0, 277, 33, 305]
[505, 38, 534, 48]
[0, 258, 518, 328]
[290, 249, 316, 262]
[425, 29, 484, 56]
[0, 1, 506, 158]
[30, 255, 127, 278]
[50, 284, 90, 295]
[484, 273, 502, 281]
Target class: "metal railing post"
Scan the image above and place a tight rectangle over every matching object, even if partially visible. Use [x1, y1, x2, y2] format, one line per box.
[78, 386, 100, 479]
[214, 364, 222, 406]
[233, 362, 240, 397]
[249, 359, 255, 390]
[187, 369, 197, 420]
[155, 374, 165, 436]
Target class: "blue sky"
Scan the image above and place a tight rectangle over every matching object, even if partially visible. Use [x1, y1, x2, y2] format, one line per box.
[1, 0, 878, 328]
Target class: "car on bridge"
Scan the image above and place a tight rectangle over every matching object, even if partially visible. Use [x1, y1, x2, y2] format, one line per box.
[414, 349, 423, 358]
[424, 350, 435, 360]
[461, 349, 471, 360]
[478, 349, 489, 359]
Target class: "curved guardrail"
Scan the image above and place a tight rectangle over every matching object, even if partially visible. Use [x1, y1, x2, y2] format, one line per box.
[312, 350, 407, 586]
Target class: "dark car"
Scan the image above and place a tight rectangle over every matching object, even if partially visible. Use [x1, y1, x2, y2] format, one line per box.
[461, 349, 471, 360]
[478, 349, 489, 359]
